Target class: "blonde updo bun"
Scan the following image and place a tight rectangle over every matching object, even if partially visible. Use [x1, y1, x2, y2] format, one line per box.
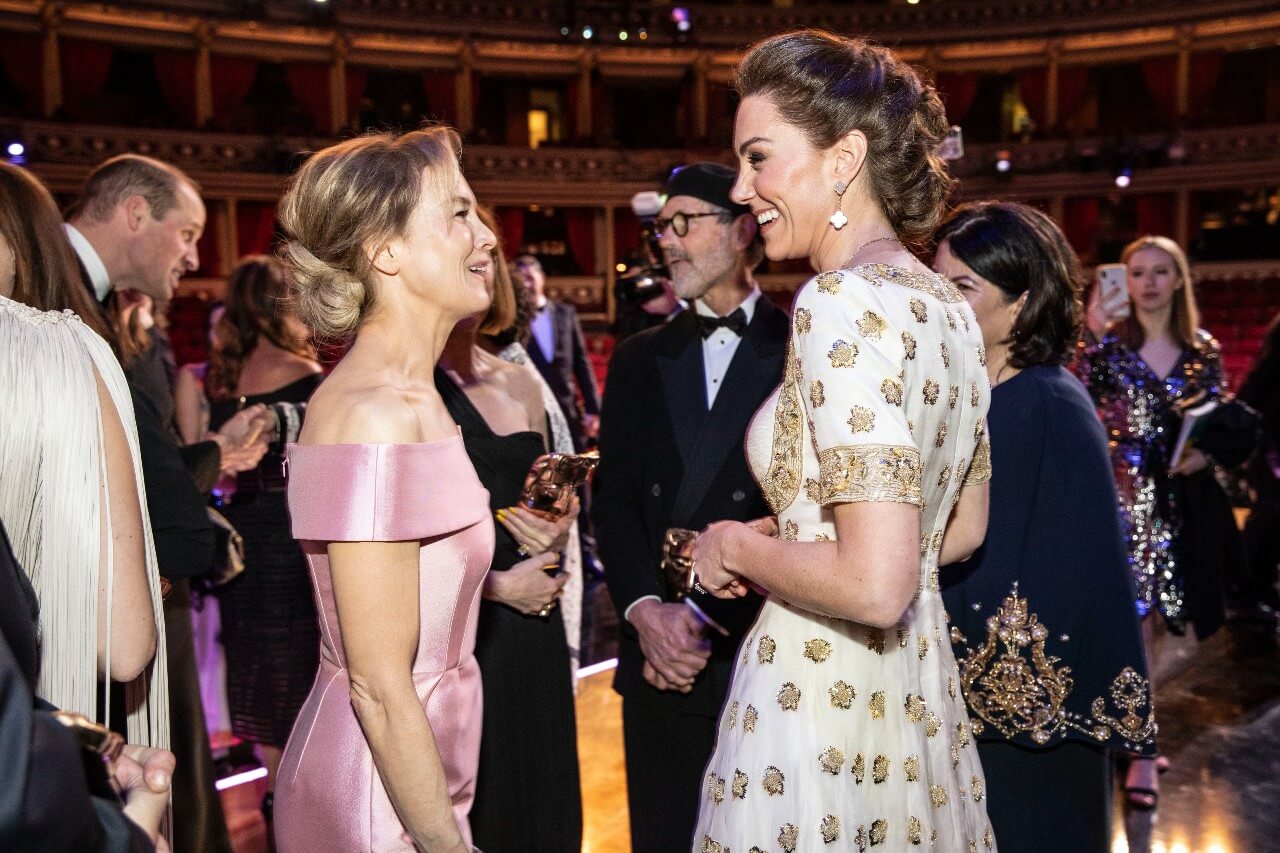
[277, 127, 462, 339]
[737, 30, 954, 247]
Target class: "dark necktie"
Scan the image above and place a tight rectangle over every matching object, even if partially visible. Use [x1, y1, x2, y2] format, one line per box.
[698, 307, 748, 339]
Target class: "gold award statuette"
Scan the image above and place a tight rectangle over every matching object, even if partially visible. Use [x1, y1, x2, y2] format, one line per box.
[660, 527, 699, 600]
[519, 450, 600, 521]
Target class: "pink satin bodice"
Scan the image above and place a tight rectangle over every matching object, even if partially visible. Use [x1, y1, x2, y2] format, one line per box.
[274, 437, 494, 852]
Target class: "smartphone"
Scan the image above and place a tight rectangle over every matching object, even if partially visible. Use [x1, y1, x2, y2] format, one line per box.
[1095, 263, 1130, 320]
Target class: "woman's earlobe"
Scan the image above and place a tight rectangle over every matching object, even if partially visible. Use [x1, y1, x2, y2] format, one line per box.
[371, 243, 400, 277]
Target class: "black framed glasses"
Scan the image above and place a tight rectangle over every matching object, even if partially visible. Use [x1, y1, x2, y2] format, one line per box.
[654, 211, 730, 238]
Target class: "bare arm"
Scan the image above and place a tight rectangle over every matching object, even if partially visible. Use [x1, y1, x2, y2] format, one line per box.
[95, 370, 158, 682]
[698, 501, 922, 629]
[939, 481, 989, 566]
[172, 367, 208, 445]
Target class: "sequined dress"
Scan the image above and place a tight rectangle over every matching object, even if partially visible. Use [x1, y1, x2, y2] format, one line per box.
[694, 265, 996, 853]
[1077, 330, 1223, 630]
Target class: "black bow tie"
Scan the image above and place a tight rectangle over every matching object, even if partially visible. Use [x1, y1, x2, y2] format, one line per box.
[697, 308, 748, 339]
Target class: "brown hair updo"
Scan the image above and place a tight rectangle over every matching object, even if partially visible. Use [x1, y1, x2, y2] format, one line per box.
[736, 30, 954, 246]
[277, 126, 461, 339]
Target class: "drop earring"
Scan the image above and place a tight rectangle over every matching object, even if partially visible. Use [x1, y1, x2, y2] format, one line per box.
[830, 181, 849, 230]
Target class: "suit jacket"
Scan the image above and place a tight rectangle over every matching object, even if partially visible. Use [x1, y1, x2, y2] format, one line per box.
[593, 298, 789, 717]
[0, 521, 153, 852]
[527, 301, 601, 446]
[72, 258, 216, 581]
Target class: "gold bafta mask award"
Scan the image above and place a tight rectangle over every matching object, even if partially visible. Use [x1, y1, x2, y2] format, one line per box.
[660, 527, 699, 600]
[519, 450, 600, 521]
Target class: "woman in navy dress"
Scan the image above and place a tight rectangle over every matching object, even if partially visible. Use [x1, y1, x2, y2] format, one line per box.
[934, 202, 1155, 851]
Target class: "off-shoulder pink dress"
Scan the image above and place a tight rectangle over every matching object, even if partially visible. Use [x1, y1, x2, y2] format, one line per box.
[274, 437, 493, 852]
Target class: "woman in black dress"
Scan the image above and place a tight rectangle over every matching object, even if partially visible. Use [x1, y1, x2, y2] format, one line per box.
[437, 231, 583, 852]
[933, 203, 1156, 851]
[206, 256, 323, 814]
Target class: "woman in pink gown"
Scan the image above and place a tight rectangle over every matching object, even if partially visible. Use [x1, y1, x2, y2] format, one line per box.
[271, 126, 499, 853]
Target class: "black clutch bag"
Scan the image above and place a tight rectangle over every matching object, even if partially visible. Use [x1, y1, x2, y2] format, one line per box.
[1200, 398, 1262, 469]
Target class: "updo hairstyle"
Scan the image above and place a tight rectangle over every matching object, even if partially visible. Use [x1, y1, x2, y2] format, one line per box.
[736, 30, 954, 246]
[277, 126, 461, 339]
[935, 201, 1084, 368]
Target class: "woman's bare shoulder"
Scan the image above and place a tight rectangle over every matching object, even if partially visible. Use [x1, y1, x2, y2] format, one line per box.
[302, 372, 454, 447]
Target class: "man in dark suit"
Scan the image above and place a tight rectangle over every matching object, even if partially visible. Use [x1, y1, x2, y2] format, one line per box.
[66, 154, 268, 853]
[516, 254, 603, 451]
[593, 163, 788, 852]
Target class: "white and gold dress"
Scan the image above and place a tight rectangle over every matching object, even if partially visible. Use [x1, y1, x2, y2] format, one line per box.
[694, 264, 996, 852]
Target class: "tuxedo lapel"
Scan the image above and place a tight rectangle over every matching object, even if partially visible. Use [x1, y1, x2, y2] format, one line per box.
[671, 299, 788, 527]
[656, 310, 707, 471]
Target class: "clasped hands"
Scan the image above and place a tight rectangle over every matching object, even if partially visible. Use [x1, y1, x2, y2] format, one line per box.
[204, 403, 273, 475]
[690, 516, 777, 599]
[484, 498, 579, 617]
[113, 743, 177, 853]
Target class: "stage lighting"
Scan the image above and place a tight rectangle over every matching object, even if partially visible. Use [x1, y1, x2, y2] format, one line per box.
[995, 150, 1011, 174]
[637, 28, 648, 41]
[560, 26, 570, 36]
[582, 25, 594, 39]
[1114, 166, 1132, 188]
[671, 7, 691, 33]
[618, 30, 628, 41]
[6, 142, 24, 158]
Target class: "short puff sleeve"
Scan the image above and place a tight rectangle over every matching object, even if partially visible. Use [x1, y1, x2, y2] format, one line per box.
[797, 270, 923, 507]
[287, 437, 490, 542]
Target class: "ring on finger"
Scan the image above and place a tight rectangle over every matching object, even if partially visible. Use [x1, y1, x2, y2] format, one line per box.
[517, 543, 531, 557]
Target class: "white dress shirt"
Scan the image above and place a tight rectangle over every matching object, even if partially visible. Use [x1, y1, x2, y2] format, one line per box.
[695, 286, 762, 409]
[63, 224, 112, 303]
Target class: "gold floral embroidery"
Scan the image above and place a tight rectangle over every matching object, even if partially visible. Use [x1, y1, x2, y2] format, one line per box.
[846, 405, 876, 434]
[855, 824, 868, 851]
[935, 422, 949, 448]
[758, 635, 776, 664]
[902, 331, 917, 359]
[818, 443, 923, 505]
[938, 465, 952, 489]
[974, 418, 985, 441]
[762, 345, 803, 514]
[956, 721, 970, 747]
[744, 704, 758, 732]
[727, 701, 739, 729]
[778, 682, 801, 710]
[830, 680, 855, 708]
[763, 766, 785, 795]
[821, 814, 841, 844]
[872, 754, 889, 783]
[852, 753, 865, 783]
[971, 776, 985, 802]
[805, 478, 823, 503]
[815, 532, 832, 541]
[795, 307, 812, 334]
[977, 346, 987, 366]
[829, 339, 859, 368]
[870, 691, 886, 719]
[820, 746, 845, 774]
[857, 310, 887, 340]
[904, 754, 920, 781]
[881, 377, 904, 406]
[905, 694, 926, 722]
[867, 628, 886, 654]
[946, 310, 957, 331]
[810, 379, 826, 408]
[732, 769, 748, 799]
[870, 818, 888, 846]
[965, 434, 992, 485]
[898, 626, 909, 648]
[923, 379, 940, 405]
[849, 263, 964, 304]
[784, 519, 799, 541]
[970, 381, 980, 407]
[926, 711, 942, 738]
[985, 826, 994, 849]
[919, 635, 930, 660]
[951, 742, 961, 768]
[779, 823, 799, 853]
[1089, 667, 1158, 745]
[706, 772, 725, 804]
[909, 298, 928, 323]
[701, 836, 725, 853]
[940, 341, 951, 367]
[805, 639, 832, 663]
[930, 784, 949, 807]
[908, 816, 923, 845]
[948, 678, 958, 700]
[949, 385, 960, 409]
[817, 271, 842, 294]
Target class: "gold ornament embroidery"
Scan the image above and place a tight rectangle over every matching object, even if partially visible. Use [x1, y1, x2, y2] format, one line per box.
[706, 772, 725, 804]
[1089, 667, 1158, 746]
[815, 532, 832, 541]
[870, 819, 888, 846]
[946, 310, 957, 331]
[902, 331, 917, 359]
[977, 346, 987, 366]
[867, 628, 886, 654]
[816, 271, 842, 294]
[870, 691, 886, 719]
[919, 635, 930, 660]
[949, 385, 960, 409]
[762, 345, 803, 514]
[727, 701, 739, 729]
[818, 443, 923, 506]
[971, 776, 985, 802]
[829, 339, 859, 368]
[805, 638, 832, 663]
[805, 478, 823, 503]
[732, 770, 748, 800]
[904, 754, 920, 781]
[908, 816, 923, 845]
[964, 434, 992, 485]
[795, 307, 812, 334]
[850, 263, 964, 303]
[821, 814, 841, 844]
[847, 405, 876, 433]
[925, 712, 942, 738]
[819, 746, 845, 774]
[852, 753, 865, 783]
[909, 298, 928, 323]
[743, 704, 758, 732]
[830, 680, 855, 708]
[930, 784, 949, 807]
[855, 825, 868, 851]
[701, 836, 725, 853]
[810, 379, 826, 408]
[940, 341, 951, 368]
[905, 694, 926, 723]
[872, 754, 889, 783]
[938, 465, 952, 489]
[763, 766, 785, 795]
[778, 682, 801, 711]
[858, 310, 887, 340]
[784, 519, 799, 541]
[970, 381, 980, 407]
[935, 421, 949, 448]
[779, 823, 799, 853]
[758, 635, 776, 664]
[923, 379, 940, 405]
[881, 377, 904, 406]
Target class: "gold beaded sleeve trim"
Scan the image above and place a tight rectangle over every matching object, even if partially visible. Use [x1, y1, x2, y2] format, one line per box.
[955, 587, 1157, 752]
[848, 263, 965, 305]
[963, 434, 992, 486]
[817, 443, 923, 506]
[761, 343, 804, 514]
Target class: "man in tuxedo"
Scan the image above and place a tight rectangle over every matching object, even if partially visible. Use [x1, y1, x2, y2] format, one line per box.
[515, 254, 602, 450]
[67, 154, 267, 853]
[593, 162, 788, 852]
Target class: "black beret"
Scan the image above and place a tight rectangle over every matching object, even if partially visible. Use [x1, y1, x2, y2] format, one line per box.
[662, 162, 751, 218]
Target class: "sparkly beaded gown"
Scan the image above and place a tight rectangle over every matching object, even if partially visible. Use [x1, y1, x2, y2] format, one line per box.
[694, 265, 997, 853]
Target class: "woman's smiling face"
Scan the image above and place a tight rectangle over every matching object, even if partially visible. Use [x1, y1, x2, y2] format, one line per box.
[731, 94, 834, 263]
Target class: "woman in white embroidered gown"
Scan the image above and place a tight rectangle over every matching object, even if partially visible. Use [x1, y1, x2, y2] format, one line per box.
[691, 32, 996, 852]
